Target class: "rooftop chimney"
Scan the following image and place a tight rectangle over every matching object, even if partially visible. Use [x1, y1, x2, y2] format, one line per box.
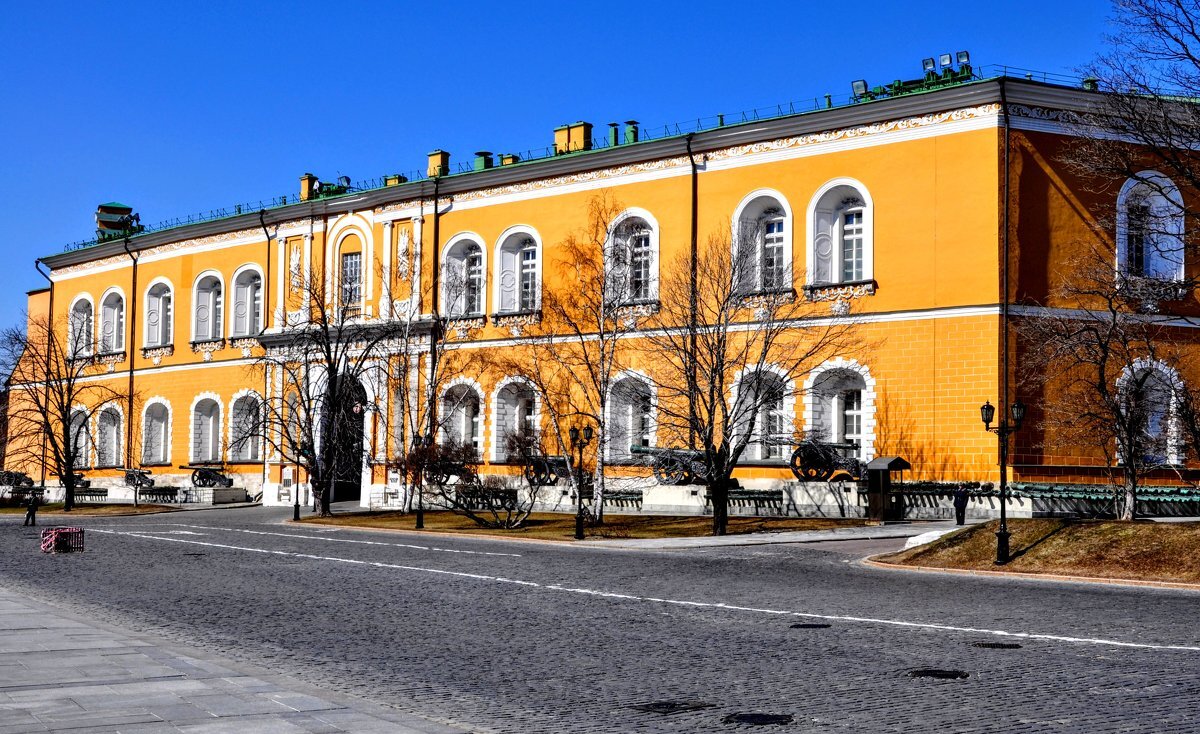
[624, 121, 640, 145]
[299, 173, 319, 201]
[554, 121, 593, 154]
[474, 151, 494, 171]
[427, 150, 450, 177]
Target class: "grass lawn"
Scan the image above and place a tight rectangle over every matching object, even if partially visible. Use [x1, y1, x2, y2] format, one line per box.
[877, 519, 1200, 584]
[299, 510, 869, 541]
[0, 503, 176, 516]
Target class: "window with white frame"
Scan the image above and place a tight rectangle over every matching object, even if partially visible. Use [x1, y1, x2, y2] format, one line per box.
[70, 409, 90, 468]
[608, 377, 653, 462]
[810, 183, 871, 285]
[232, 270, 263, 336]
[145, 283, 173, 347]
[192, 398, 221, 462]
[143, 403, 170, 464]
[1121, 364, 1180, 465]
[194, 276, 223, 342]
[495, 381, 536, 460]
[811, 369, 868, 459]
[736, 371, 790, 461]
[608, 217, 655, 304]
[735, 196, 790, 294]
[442, 385, 483, 453]
[445, 240, 485, 317]
[1117, 173, 1185, 281]
[100, 293, 124, 353]
[230, 395, 261, 462]
[69, 299, 94, 358]
[96, 406, 122, 467]
[340, 253, 362, 312]
[496, 234, 539, 314]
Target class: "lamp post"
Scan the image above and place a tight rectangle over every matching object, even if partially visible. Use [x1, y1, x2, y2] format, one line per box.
[981, 399, 1026, 564]
[413, 432, 433, 529]
[291, 439, 312, 522]
[569, 424, 595, 540]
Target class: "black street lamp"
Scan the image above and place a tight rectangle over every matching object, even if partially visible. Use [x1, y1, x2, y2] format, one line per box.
[569, 424, 595, 540]
[413, 432, 433, 529]
[981, 399, 1026, 564]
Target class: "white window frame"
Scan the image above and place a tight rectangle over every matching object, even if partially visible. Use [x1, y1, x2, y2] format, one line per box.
[606, 209, 660, 305]
[1116, 171, 1186, 282]
[142, 400, 171, 465]
[95, 405, 123, 468]
[605, 373, 656, 463]
[231, 267, 264, 337]
[144, 280, 174, 348]
[491, 378, 539, 462]
[732, 190, 793, 294]
[442, 233, 488, 318]
[442, 382, 485, 454]
[803, 358, 877, 463]
[99, 290, 125, 354]
[229, 393, 262, 462]
[191, 397, 223, 463]
[493, 226, 543, 315]
[192, 272, 225, 343]
[806, 178, 874, 286]
[68, 296, 95, 358]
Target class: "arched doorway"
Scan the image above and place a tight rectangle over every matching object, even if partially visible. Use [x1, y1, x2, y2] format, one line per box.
[329, 377, 367, 503]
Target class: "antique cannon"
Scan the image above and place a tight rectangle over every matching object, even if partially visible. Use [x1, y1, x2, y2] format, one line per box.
[522, 453, 571, 486]
[423, 457, 477, 486]
[124, 468, 156, 489]
[0, 470, 34, 488]
[630, 445, 711, 485]
[788, 440, 863, 482]
[181, 464, 235, 488]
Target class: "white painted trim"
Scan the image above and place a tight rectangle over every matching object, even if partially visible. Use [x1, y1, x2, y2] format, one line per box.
[802, 357, 877, 462]
[191, 270, 226, 343]
[604, 370, 657, 462]
[730, 364, 796, 461]
[98, 287, 127, 353]
[805, 177, 874, 285]
[440, 377, 486, 449]
[227, 388, 264, 463]
[228, 263, 266, 339]
[491, 224, 543, 314]
[489, 375, 540, 462]
[140, 397, 173, 466]
[608, 207, 661, 300]
[189, 392, 224, 464]
[442, 231, 488, 317]
[143, 277, 175, 348]
[1116, 170, 1186, 281]
[731, 188, 794, 291]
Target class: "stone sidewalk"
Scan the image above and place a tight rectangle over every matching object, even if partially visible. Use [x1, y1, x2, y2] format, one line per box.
[0, 587, 463, 733]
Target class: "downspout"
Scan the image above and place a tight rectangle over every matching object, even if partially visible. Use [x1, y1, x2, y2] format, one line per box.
[259, 211, 273, 497]
[34, 260, 53, 489]
[427, 176, 442, 440]
[121, 238, 138, 471]
[1000, 79, 1012, 432]
[685, 133, 699, 450]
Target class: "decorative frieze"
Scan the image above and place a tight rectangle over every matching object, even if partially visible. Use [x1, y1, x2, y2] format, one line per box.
[96, 351, 126, 373]
[491, 311, 541, 336]
[190, 338, 225, 362]
[141, 345, 174, 365]
[446, 316, 486, 340]
[229, 338, 259, 357]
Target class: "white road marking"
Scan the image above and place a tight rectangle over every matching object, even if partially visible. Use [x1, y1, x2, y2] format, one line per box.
[90, 529, 1200, 653]
[160, 524, 522, 558]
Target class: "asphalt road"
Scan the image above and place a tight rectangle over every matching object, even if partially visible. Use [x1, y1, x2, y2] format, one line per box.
[3, 506, 1199, 733]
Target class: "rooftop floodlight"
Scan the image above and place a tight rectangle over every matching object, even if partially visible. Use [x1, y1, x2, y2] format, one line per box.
[337, 175, 351, 188]
[957, 50, 970, 65]
[922, 57, 936, 73]
[939, 53, 953, 68]
[851, 79, 868, 97]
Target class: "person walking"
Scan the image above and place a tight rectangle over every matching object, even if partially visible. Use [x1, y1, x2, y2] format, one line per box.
[952, 486, 968, 526]
[23, 492, 40, 527]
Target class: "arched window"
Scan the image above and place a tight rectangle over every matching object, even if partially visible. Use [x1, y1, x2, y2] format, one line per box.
[96, 406, 122, 467]
[99, 292, 125, 353]
[192, 398, 222, 462]
[194, 275, 223, 342]
[495, 231, 540, 314]
[142, 402, 170, 465]
[69, 409, 90, 468]
[145, 282, 173, 347]
[1117, 172, 1185, 280]
[608, 376, 654, 462]
[735, 371, 791, 461]
[442, 384, 483, 453]
[230, 394, 261, 462]
[494, 380, 536, 461]
[808, 181, 872, 285]
[1120, 361, 1182, 465]
[231, 270, 263, 337]
[608, 214, 657, 304]
[69, 299, 94, 358]
[810, 369, 868, 459]
[444, 238, 485, 317]
[734, 193, 791, 294]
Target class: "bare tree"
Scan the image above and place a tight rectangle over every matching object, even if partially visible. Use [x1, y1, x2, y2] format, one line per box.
[0, 312, 129, 510]
[419, 431, 548, 529]
[639, 229, 854, 536]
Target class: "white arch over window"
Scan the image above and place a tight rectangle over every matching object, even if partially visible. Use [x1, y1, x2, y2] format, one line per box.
[142, 397, 172, 465]
[441, 378, 485, 455]
[69, 406, 91, 468]
[493, 225, 542, 314]
[144, 278, 174, 347]
[1118, 357, 1184, 465]
[95, 403, 123, 467]
[731, 365, 796, 461]
[806, 178, 874, 285]
[230, 265, 264, 337]
[443, 232, 487, 318]
[190, 392, 223, 463]
[803, 358, 877, 462]
[68, 295, 95, 358]
[490, 376, 539, 462]
[192, 271, 225, 342]
[607, 207, 660, 304]
[1116, 171, 1185, 281]
[606, 370, 657, 462]
[99, 288, 125, 353]
[732, 189, 793, 294]
[229, 389, 263, 462]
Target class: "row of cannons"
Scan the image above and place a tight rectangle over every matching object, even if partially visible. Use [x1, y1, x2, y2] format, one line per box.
[0, 464, 237, 504]
[416, 439, 867, 490]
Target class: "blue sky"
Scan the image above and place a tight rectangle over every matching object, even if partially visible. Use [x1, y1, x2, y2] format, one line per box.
[0, 0, 1111, 322]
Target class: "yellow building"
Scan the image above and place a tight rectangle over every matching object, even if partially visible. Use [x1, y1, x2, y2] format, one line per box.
[10, 63, 1193, 514]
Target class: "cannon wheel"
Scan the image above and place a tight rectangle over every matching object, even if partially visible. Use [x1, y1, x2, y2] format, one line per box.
[192, 469, 213, 488]
[790, 444, 834, 482]
[125, 472, 137, 488]
[424, 466, 451, 486]
[652, 455, 691, 486]
[523, 458, 552, 486]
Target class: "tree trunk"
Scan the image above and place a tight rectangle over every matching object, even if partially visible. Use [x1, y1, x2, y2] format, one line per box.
[593, 453, 606, 525]
[710, 479, 729, 536]
[63, 476, 74, 512]
[1121, 474, 1136, 521]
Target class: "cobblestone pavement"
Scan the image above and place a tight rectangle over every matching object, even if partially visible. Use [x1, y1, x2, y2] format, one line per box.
[3, 506, 1200, 733]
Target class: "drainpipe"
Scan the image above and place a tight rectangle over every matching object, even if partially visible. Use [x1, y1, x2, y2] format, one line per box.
[259, 211, 273, 496]
[685, 133, 699, 450]
[33, 260, 53, 489]
[427, 176, 442, 441]
[121, 237, 138, 471]
[999, 79, 1012, 437]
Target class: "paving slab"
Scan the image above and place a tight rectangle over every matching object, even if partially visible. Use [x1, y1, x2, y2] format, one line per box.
[0, 587, 465, 733]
